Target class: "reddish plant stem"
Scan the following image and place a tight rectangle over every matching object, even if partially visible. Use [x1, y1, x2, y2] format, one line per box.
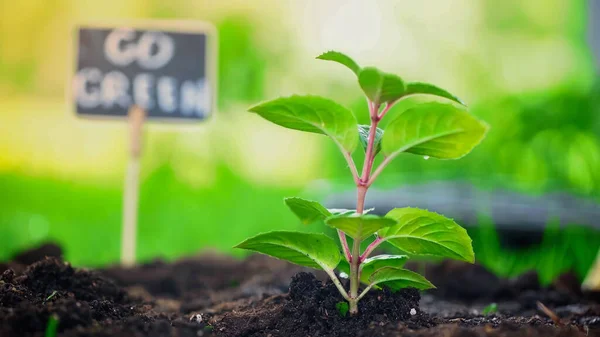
[377, 101, 394, 120]
[360, 104, 381, 182]
[363, 103, 396, 187]
[366, 155, 392, 187]
[349, 101, 381, 315]
[360, 237, 382, 262]
[338, 230, 352, 262]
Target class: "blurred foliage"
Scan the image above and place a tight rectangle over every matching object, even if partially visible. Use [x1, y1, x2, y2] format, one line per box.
[217, 17, 267, 109]
[471, 214, 600, 284]
[0, 164, 312, 265]
[0, 0, 599, 285]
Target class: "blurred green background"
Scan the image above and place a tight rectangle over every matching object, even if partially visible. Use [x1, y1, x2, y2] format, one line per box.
[1, 0, 599, 284]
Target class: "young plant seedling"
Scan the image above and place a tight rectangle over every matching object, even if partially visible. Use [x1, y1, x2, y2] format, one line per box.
[482, 302, 498, 316]
[235, 51, 488, 315]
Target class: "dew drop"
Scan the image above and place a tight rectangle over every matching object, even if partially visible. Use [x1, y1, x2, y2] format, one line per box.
[423, 156, 430, 160]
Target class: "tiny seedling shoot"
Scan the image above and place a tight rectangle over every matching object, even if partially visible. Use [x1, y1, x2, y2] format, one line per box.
[235, 51, 488, 315]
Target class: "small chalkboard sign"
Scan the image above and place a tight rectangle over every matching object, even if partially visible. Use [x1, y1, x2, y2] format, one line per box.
[69, 21, 217, 266]
[71, 21, 216, 121]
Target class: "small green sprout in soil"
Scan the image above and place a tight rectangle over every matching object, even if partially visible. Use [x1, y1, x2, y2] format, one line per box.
[45, 314, 59, 337]
[336, 301, 349, 317]
[482, 303, 498, 315]
[45, 290, 58, 302]
[235, 50, 488, 315]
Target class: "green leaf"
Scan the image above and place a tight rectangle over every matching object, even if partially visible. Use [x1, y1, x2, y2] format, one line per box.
[358, 125, 384, 156]
[284, 198, 374, 225]
[361, 255, 408, 280]
[249, 95, 359, 152]
[316, 50, 361, 76]
[325, 215, 397, 241]
[358, 67, 405, 105]
[380, 207, 475, 263]
[284, 197, 331, 225]
[235, 231, 342, 270]
[381, 102, 488, 160]
[368, 267, 435, 291]
[404, 82, 465, 106]
[338, 254, 409, 285]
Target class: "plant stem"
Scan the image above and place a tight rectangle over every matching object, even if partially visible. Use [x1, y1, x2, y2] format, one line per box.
[338, 230, 352, 262]
[364, 102, 397, 186]
[357, 284, 374, 301]
[360, 237, 383, 262]
[377, 101, 394, 120]
[348, 100, 381, 315]
[323, 267, 350, 301]
[366, 155, 393, 187]
[341, 150, 360, 185]
[360, 105, 381, 182]
[349, 225, 362, 314]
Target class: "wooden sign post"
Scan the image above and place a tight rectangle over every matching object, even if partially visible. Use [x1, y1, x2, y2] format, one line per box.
[121, 105, 145, 266]
[70, 21, 216, 266]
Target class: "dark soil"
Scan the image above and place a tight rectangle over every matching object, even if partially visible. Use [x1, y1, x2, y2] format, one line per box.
[216, 272, 422, 337]
[1, 243, 600, 337]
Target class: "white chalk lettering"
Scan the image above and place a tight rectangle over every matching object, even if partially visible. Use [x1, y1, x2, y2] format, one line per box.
[104, 29, 174, 70]
[104, 28, 137, 67]
[101, 71, 131, 109]
[136, 32, 174, 70]
[180, 79, 210, 116]
[74, 67, 102, 108]
[157, 76, 177, 113]
[133, 73, 154, 110]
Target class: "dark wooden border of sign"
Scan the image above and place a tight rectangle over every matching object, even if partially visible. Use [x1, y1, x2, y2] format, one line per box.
[67, 19, 218, 124]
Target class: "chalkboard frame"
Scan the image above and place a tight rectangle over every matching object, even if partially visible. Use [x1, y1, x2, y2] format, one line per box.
[68, 20, 218, 123]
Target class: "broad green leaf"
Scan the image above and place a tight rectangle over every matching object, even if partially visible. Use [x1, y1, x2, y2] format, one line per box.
[235, 231, 341, 270]
[338, 255, 409, 285]
[284, 197, 331, 225]
[380, 207, 475, 263]
[361, 255, 408, 280]
[369, 267, 435, 291]
[358, 125, 384, 156]
[404, 82, 465, 106]
[358, 67, 405, 105]
[316, 51, 360, 76]
[325, 215, 397, 241]
[284, 198, 374, 225]
[249, 95, 359, 152]
[381, 102, 488, 160]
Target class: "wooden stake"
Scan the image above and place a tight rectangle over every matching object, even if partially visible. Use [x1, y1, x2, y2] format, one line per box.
[121, 105, 145, 266]
[583, 248, 600, 291]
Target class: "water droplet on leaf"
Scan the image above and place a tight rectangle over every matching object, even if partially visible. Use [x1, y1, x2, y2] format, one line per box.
[423, 156, 430, 160]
